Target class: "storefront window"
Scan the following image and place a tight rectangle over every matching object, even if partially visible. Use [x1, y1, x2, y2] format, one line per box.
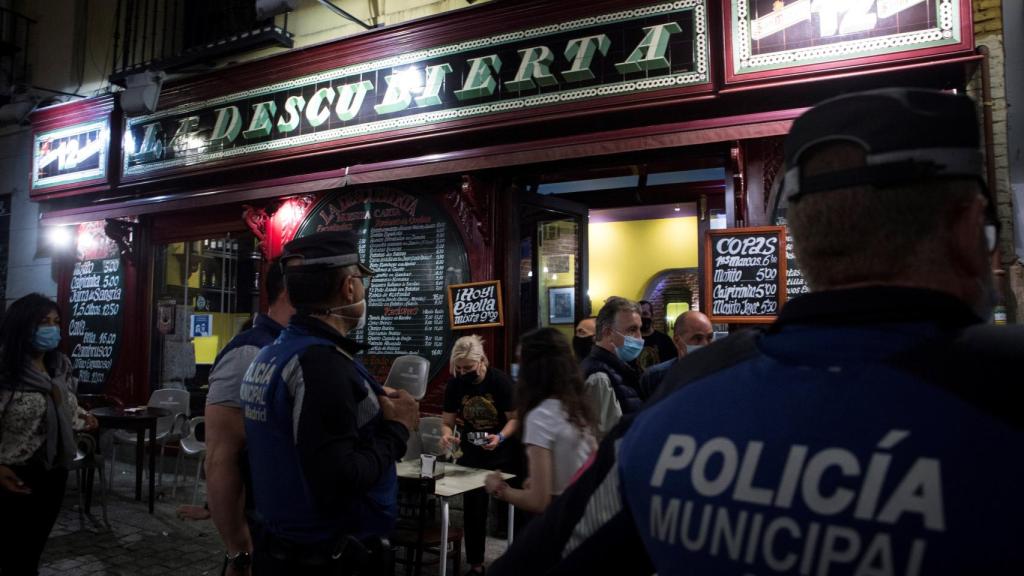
[151, 233, 262, 393]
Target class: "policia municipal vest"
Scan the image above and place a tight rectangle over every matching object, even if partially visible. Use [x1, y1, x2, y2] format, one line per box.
[240, 324, 397, 544]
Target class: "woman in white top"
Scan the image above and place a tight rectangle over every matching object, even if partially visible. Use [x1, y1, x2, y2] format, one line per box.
[485, 327, 596, 513]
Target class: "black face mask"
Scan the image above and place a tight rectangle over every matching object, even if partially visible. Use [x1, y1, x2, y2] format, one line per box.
[453, 371, 479, 387]
[573, 335, 594, 360]
[641, 318, 653, 332]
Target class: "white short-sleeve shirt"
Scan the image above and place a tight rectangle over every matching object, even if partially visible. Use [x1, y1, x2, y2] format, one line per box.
[523, 398, 596, 495]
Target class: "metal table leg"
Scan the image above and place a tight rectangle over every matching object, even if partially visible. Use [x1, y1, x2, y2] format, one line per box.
[148, 420, 157, 514]
[439, 496, 449, 576]
[507, 502, 515, 547]
[134, 428, 144, 501]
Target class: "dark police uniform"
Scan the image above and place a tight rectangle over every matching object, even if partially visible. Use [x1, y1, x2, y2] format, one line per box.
[493, 87, 1024, 575]
[241, 315, 408, 574]
[491, 287, 1024, 575]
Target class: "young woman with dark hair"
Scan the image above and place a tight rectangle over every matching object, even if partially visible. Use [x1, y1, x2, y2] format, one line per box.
[0, 293, 97, 575]
[485, 327, 596, 514]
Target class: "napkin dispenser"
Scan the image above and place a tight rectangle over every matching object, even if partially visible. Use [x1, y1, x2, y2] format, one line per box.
[419, 453, 445, 479]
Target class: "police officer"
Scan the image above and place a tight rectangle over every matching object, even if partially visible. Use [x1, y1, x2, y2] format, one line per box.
[241, 230, 419, 575]
[490, 89, 1024, 575]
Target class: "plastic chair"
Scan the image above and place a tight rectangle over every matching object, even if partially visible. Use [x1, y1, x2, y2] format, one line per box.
[109, 388, 190, 490]
[385, 355, 430, 400]
[419, 416, 445, 457]
[69, 433, 108, 528]
[172, 416, 206, 505]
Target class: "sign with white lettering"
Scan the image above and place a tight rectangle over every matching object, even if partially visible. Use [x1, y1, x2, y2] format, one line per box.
[122, 1, 710, 177]
[448, 281, 504, 330]
[67, 222, 124, 393]
[294, 187, 470, 382]
[704, 226, 787, 324]
[726, 0, 968, 82]
[32, 120, 109, 190]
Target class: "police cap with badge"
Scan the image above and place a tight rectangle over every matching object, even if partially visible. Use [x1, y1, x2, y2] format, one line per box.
[279, 231, 375, 313]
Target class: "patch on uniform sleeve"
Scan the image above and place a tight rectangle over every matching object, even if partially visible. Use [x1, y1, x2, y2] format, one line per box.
[357, 379, 381, 428]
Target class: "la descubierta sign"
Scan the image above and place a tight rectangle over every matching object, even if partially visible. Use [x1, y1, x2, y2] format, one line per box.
[122, 1, 708, 176]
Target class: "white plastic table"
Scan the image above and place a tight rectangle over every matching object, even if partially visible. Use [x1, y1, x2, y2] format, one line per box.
[396, 460, 515, 576]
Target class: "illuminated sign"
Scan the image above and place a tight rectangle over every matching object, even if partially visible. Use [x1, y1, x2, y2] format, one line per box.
[123, 1, 710, 177]
[32, 120, 109, 190]
[729, 0, 964, 79]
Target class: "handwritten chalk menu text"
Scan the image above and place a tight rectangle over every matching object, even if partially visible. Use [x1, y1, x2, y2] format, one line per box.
[68, 256, 124, 392]
[704, 226, 787, 324]
[448, 281, 504, 329]
[774, 214, 809, 299]
[295, 187, 469, 381]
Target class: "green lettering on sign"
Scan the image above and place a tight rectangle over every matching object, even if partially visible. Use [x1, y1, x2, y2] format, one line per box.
[374, 74, 414, 115]
[415, 63, 452, 107]
[615, 22, 682, 74]
[505, 46, 558, 91]
[210, 106, 242, 146]
[243, 101, 278, 140]
[277, 96, 306, 133]
[169, 116, 202, 152]
[563, 34, 611, 83]
[454, 55, 502, 101]
[306, 88, 336, 128]
[335, 81, 374, 122]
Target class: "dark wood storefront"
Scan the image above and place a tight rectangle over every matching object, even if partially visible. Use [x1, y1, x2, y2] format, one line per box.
[29, 0, 979, 409]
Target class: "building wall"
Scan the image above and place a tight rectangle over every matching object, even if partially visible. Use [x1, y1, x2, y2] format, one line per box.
[970, 0, 1022, 322]
[0, 127, 58, 309]
[1, 0, 489, 310]
[1001, 0, 1024, 323]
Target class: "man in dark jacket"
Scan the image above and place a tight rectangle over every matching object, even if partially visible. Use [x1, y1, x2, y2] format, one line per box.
[638, 310, 713, 400]
[491, 89, 1024, 575]
[241, 231, 419, 575]
[580, 296, 644, 437]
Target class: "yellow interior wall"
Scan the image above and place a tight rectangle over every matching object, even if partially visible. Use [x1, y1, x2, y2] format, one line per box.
[193, 312, 252, 364]
[588, 217, 699, 306]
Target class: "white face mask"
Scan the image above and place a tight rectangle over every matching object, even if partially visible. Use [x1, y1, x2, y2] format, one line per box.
[329, 299, 366, 331]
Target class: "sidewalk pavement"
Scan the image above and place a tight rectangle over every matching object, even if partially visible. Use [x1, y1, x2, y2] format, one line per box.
[39, 456, 511, 575]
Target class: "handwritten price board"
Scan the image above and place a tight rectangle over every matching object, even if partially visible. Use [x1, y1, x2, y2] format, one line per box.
[448, 281, 504, 330]
[704, 227, 787, 324]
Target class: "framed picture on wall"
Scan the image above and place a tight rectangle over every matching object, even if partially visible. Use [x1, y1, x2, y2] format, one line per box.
[548, 286, 574, 325]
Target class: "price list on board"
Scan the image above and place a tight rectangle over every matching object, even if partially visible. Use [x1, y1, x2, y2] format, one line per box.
[67, 256, 124, 392]
[297, 188, 469, 382]
[704, 227, 787, 324]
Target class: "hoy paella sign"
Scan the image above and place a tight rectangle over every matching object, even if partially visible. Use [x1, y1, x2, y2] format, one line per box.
[123, 1, 710, 177]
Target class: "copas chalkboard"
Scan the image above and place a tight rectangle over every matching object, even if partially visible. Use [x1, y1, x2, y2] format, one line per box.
[704, 226, 787, 324]
[448, 281, 504, 330]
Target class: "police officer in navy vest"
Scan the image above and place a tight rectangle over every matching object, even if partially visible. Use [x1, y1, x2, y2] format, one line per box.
[491, 89, 1024, 575]
[241, 230, 419, 575]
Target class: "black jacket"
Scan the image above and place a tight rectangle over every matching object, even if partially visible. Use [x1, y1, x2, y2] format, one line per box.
[580, 346, 643, 415]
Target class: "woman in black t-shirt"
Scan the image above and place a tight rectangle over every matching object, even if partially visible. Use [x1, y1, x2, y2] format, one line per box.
[441, 335, 519, 575]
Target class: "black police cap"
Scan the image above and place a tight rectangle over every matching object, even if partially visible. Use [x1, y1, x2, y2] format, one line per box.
[280, 230, 374, 275]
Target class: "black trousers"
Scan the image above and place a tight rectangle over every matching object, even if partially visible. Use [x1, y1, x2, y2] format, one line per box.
[0, 464, 68, 576]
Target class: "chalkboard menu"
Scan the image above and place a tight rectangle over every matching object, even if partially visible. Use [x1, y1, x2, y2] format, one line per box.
[448, 281, 503, 330]
[295, 187, 469, 382]
[704, 226, 787, 324]
[774, 214, 809, 299]
[67, 222, 124, 394]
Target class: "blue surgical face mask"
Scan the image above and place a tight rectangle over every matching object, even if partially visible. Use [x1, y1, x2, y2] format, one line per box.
[613, 330, 644, 363]
[685, 344, 705, 355]
[33, 325, 61, 351]
[509, 363, 519, 379]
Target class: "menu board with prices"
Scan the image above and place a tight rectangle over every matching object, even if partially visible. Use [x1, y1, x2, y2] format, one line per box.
[296, 188, 469, 382]
[774, 215, 809, 299]
[704, 226, 787, 324]
[448, 281, 504, 330]
[67, 222, 124, 393]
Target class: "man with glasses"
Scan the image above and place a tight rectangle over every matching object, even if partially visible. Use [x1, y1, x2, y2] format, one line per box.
[241, 230, 419, 575]
[637, 310, 713, 400]
[491, 88, 1023, 575]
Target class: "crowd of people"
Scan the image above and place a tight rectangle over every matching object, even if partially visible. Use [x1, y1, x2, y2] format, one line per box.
[1, 87, 1021, 575]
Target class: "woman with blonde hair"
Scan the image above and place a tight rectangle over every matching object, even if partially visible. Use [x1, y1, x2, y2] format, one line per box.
[440, 334, 519, 575]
